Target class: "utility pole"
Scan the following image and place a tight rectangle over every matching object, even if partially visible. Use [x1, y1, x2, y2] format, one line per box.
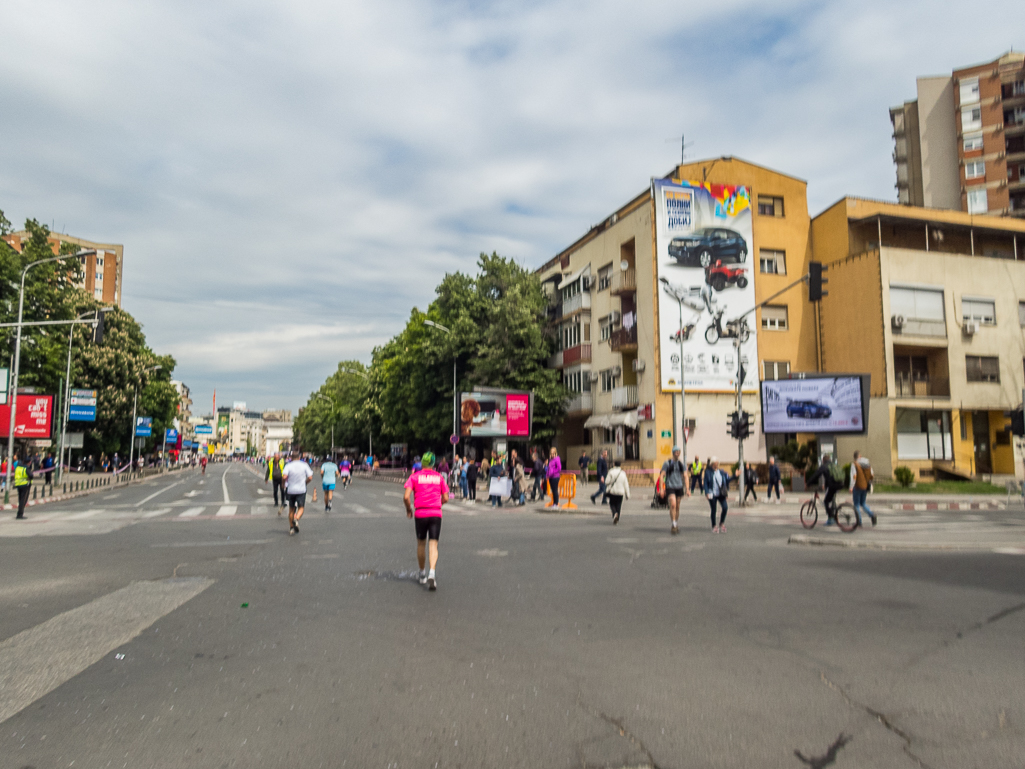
[734, 334, 745, 504]
[128, 386, 137, 474]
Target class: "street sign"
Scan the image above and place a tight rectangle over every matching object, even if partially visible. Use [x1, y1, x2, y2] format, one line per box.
[66, 432, 84, 449]
[164, 428, 179, 443]
[660, 430, 672, 438]
[194, 424, 213, 435]
[449, 434, 459, 445]
[69, 390, 97, 422]
[27, 439, 52, 447]
[135, 417, 152, 437]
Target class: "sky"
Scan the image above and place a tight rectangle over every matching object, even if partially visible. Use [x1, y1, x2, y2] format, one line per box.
[2, 0, 1023, 415]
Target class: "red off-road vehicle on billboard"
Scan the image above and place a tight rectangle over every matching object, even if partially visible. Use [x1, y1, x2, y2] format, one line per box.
[704, 260, 748, 292]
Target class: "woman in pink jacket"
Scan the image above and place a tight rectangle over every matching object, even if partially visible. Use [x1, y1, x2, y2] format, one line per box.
[546, 447, 562, 505]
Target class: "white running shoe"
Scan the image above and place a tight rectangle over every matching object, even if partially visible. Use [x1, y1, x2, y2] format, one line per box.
[418, 570, 428, 585]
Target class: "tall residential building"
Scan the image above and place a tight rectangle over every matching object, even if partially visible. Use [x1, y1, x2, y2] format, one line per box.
[890, 51, 1025, 217]
[0, 230, 124, 306]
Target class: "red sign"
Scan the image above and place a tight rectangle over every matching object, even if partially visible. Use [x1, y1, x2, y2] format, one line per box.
[0, 395, 54, 439]
[506, 394, 530, 437]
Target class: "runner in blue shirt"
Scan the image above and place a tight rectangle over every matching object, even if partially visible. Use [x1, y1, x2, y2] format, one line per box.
[320, 456, 340, 511]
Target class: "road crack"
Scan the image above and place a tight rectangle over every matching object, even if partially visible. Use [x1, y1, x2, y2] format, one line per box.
[794, 732, 851, 768]
[819, 673, 935, 769]
[578, 698, 663, 769]
[906, 600, 1025, 668]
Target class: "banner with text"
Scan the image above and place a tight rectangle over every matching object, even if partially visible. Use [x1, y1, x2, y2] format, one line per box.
[460, 390, 532, 438]
[0, 395, 54, 439]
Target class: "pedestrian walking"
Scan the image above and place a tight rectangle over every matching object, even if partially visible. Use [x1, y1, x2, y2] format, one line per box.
[850, 451, 877, 526]
[767, 456, 782, 503]
[660, 446, 687, 535]
[530, 450, 545, 501]
[466, 459, 479, 502]
[282, 451, 315, 535]
[742, 462, 759, 503]
[706, 458, 730, 533]
[266, 452, 287, 513]
[513, 457, 526, 505]
[13, 455, 33, 519]
[403, 451, 449, 591]
[546, 447, 562, 506]
[689, 457, 703, 495]
[605, 460, 630, 524]
[488, 451, 506, 507]
[578, 450, 589, 485]
[42, 453, 54, 485]
[506, 449, 519, 504]
[590, 449, 608, 505]
[320, 455, 339, 511]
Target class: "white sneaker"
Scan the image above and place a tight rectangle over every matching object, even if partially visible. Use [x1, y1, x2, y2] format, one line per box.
[418, 570, 428, 585]
[427, 572, 437, 591]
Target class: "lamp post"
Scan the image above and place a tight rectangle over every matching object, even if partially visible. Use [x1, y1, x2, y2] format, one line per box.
[341, 368, 374, 460]
[423, 320, 457, 467]
[316, 394, 336, 458]
[5, 251, 93, 503]
[58, 308, 112, 485]
[127, 364, 162, 475]
[659, 278, 700, 471]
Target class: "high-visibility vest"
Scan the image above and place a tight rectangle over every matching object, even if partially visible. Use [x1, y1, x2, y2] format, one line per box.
[267, 459, 284, 480]
[14, 464, 29, 487]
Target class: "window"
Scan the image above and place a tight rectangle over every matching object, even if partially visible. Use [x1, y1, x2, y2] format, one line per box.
[563, 369, 590, 393]
[757, 195, 784, 217]
[963, 133, 984, 152]
[597, 263, 612, 291]
[1014, 80, 1025, 97]
[959, 77, 980, 105]
[966, 355, 1000, 383]
[967, 188, 988, 214]
[1019, 301, 1025, 326]
[965, 160, 985, 180]
[890, 286, 944, 321]
[961, 107, 982, 131]
[96, 255, 104, 267]
[599, 315, 612, 342]
[93, 288, 103, 299]
[761, 305, 788, 331]
[961, 297, 995, 324]
[599, 368, 619, 393]
[560, 280, 580, 302]
[562, 322, 581, 349]
[759, 249, 786, 275]
[762, 361, 790, 380]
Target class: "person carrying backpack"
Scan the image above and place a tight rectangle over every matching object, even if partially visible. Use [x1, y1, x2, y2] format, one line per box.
[850, 450, 877, 526]
[807, 453, 844, 526]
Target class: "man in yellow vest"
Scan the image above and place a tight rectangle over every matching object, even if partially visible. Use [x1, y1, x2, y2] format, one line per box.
[14, 454, 32, 519]
[265, 452, 287, 514]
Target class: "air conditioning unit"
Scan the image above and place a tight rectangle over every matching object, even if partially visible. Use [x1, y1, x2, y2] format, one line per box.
[891, 314, 906, 331]
[610, 310, 622, 325]
[632, 359, 646, 372]
[589, 372, 600, 383]
[611, 365, 622, 377]
[962, 320, 980, 336]
[581, 276, 592, 291]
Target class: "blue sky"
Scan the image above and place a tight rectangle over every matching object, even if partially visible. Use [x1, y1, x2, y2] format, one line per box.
[1, 0, 1023, 414]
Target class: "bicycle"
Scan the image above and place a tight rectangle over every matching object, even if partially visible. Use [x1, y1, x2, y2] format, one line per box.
[800, 490, 858, 532]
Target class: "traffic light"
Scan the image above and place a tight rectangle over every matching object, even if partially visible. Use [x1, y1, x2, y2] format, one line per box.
[1011, 408, 1024, 437]
[93, 312, 105, 345]
[728, 411, 740, 439]
[738, 411, 752, 440]
[808, 261, 828, 301]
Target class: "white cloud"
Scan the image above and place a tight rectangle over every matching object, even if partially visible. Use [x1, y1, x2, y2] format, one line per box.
[1, 0, 1022, 412]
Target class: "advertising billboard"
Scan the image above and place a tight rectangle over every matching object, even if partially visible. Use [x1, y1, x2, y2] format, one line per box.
[460, 390, 532, 438]
[217, 413, 229, 444]
[0, 395, 53, 438]
[654, 179, 758, 393]
[760, 375, 870, 434]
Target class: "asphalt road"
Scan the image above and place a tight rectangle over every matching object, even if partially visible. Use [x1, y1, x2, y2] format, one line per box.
[1, 465, 1023, 768]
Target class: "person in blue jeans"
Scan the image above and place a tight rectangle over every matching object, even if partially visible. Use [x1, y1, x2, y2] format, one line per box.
[590, 449, 608, 505]
[850, 451, 877, 526]
[489, 451, 505, 507]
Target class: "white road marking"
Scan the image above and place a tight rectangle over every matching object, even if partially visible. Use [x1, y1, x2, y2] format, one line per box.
[215, 505, 237, 517]
[134, 478, 187, 507]
[178, 507, 205, 518]
[303, 553, 340, 559]
[250, 505, 269, 516]
[0, 577, 214, 725]
[221, 467, 231, 503]
[350, 503, 371, 514]
[64, 510, 103, 520]
[141, 507, 171, 518]
[151, 539, 270, 547]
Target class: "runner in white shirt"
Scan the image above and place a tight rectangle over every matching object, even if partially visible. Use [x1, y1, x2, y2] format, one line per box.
[282, 452, 316, 536]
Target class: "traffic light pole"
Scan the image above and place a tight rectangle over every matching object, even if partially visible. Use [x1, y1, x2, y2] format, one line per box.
[734, 333, 745, 505]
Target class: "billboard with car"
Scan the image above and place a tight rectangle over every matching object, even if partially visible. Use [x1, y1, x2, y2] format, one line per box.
[760, 375, 869, 434]
[654, 179, 758, 393]
[460, 390, 532, 438]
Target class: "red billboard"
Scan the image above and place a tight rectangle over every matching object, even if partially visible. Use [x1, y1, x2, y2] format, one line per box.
[460, 390, 532, 439]
[0, 395, 54, 439]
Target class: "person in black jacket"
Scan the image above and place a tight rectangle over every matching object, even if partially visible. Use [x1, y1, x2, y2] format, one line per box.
[742, 462, 758, 503]
[590, 449, 608, 505]
[767, 456, 782, 504]
[466, 460, 479, 503]
[530, 450, 546, 502]
[806, 454, 843, 525]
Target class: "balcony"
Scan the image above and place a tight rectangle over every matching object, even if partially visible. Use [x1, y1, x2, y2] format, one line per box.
[893, 347, 950, 399]
[610, 268, 636, 296]
[562, 344, 591, 366]
[561, 291, 591, 318]
[610, 326, 638, 352]
[894, 376, 951, 398]
[611, 385, 638, 410]
[566, 392, 593, 415]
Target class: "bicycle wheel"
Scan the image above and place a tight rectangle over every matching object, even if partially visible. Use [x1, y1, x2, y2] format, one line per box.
[835, 503, 859, 532]
[800, 500, 817, 529]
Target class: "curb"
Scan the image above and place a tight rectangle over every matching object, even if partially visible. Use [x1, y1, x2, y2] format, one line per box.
[787, 534, 1025, 552]
[889, 502, 1005, 511]
[1, 468, 187, 513]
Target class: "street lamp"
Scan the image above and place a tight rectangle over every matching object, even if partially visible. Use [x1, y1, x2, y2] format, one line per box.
[422, 319, 458, 467]
[316, 394, 336, 457]
[341, 367, 374, 459]
[128, 364, 162, 475]
[659, 277, 704, 472]
[5, 251, 93, 502]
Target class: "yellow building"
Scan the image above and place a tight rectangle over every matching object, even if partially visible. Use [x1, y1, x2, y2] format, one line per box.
[813, 197, 1025, 481]
[537, 157, 816, 471]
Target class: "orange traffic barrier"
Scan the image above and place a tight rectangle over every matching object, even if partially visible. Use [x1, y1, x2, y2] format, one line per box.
[558, 473, 577, 509]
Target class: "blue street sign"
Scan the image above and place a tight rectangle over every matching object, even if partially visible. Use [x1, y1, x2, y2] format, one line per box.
[164, 428, 179, 443]
[69, 404, 96, 421]
[194, 425, 213, 435]
[135, 417, 152, 437]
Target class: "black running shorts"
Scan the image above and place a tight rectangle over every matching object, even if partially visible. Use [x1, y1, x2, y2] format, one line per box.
[414, 515, 442, 541]
[287, 492, 306, 509]
[666, 486, 685, 499]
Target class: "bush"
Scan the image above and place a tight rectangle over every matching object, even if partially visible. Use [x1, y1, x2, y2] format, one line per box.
[894, 466, 915, 487]
[770, 439, 818, 474]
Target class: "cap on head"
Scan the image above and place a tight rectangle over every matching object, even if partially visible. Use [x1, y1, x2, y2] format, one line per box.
[421, 451, 436, 468]
[672, 446, 681, 453]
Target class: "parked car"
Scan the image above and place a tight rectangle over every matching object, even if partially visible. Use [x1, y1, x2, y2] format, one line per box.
[668, 228, 748, 267]
[705, 260, 749, 291]
[786, 400, 832, 419]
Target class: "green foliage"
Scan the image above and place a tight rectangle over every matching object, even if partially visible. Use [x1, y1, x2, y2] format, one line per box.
[297, 253, 566, 455]
[770, 439, 818, 474]
[893, 466, 915, 487]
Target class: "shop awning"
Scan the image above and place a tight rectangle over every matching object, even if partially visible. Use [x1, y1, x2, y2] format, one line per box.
[583, 411, 638, 430]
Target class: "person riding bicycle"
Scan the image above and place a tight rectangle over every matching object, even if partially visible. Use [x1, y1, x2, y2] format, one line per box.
[806, 453, 844, 526]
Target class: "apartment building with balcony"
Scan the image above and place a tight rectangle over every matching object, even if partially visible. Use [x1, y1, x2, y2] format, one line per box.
[538, 157, 815, 471]
[1, 230, 124, 306]
[813, 197, 1025, 481]
[890, 51, 1025, 217]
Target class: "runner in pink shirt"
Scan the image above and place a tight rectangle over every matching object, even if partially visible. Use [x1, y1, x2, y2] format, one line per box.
[403, 451, 450, 591]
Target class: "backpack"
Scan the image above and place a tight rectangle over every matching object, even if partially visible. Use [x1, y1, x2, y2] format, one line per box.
[828, 462, 844, 484]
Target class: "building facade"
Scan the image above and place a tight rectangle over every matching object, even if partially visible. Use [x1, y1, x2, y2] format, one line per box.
[890, 51, 1025, 217]
[813, 197, 1025, 481]
[1, 230, 124, 306]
